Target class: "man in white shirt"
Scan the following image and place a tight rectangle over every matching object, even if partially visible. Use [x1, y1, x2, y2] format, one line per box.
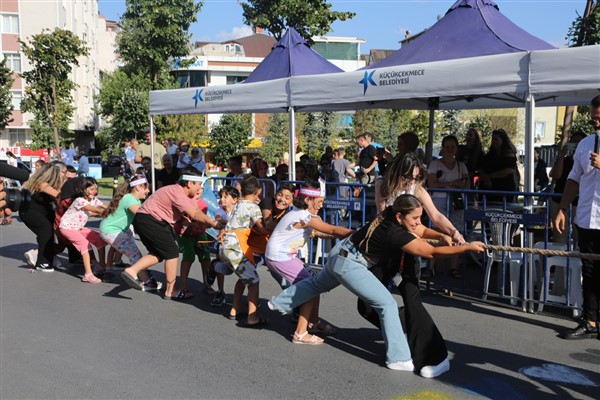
[60, 142, 77, 166]
[555, 95, 600, 340]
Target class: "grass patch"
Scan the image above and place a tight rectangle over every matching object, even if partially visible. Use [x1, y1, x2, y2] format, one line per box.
[97, 177, 124, 197]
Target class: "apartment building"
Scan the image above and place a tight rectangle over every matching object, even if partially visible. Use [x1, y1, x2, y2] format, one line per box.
[0, 0, 117, 159]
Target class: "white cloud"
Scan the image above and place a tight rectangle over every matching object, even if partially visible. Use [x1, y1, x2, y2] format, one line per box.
[216, 26, 254, 41]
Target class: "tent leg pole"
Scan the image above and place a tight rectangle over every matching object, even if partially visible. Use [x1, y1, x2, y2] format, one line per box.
[289, 107, 296, 181]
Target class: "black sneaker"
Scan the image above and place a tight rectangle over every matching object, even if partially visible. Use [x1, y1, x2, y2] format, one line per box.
[210, 291, 226, 307]
[559, 320, 598, 340]
[36, 263, 54, 272]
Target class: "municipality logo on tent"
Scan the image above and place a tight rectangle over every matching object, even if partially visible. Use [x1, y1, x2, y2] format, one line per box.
[193, 89, 203, 108]
[359, 71, 377, 95]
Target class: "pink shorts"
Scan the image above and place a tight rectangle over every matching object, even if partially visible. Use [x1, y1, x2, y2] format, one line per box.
[59, 227, 106, 255]
[266, 257, 314, 285]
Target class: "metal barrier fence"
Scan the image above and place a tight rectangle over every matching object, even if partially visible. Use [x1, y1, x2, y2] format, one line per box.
[206, 175, 579, 315]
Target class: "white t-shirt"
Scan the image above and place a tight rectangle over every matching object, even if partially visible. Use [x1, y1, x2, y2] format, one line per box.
[567, 132, 600, 230]
[265, 208, 314, 262]
[428, 159, 468, 199]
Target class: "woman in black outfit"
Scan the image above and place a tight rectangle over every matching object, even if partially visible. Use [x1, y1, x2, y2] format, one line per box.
[20, 161, 67, 271]
[479, 129, 518, 202]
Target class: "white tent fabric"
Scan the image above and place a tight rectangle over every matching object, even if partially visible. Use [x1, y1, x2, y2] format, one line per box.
[149, 46, 599, 116]
[149, 45, 600, 191]
[149, 77, 290, 115]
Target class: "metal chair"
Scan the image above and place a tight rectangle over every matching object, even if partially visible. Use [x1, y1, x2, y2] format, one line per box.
[482, 210, 523, 305]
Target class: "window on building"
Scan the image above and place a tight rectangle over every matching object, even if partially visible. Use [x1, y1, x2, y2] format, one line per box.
[1, 14, 19, 34]
[8, 129, 27, 146]
[535, 121, 546, 139]
[171, 70, 208, 88]
[10, 90, 21, 110]
[313, 42, 358, 61]
[226, 76, 246, 85]
[3, 53, 21, 73]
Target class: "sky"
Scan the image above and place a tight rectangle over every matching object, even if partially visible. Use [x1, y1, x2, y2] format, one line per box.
[97, 0, 587, 53]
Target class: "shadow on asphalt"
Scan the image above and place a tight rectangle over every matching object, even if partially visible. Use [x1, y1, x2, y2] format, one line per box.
[439, 339, 600, 399]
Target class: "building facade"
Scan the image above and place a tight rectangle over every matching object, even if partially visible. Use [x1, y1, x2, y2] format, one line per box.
[0, 0, 117, 160]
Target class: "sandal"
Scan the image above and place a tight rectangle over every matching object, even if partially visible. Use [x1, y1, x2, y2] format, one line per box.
[308, 320, 337, 335]
[293, 331, 324, 345]
[82, 273, 102, 284]
[243, 318, 269, 329]
[177, 288, 194, 299]
[1, 218, 12, 225]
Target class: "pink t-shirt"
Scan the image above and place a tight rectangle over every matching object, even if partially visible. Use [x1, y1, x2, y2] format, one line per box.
[59, 197, 104, 230]
[137, 184, 198, 225]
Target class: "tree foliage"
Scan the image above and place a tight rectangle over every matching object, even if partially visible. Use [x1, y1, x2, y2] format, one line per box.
[571, 106, 596, 137]
[440, 110, 463, 138]
[210, 114, 252, 167]
[20, 28, 89, 151]
[117, 0, 203, 88]
[0, 58, 14, 131]
[240, 0, 355, 41]
[353, 109, 413, 151]
[467, 114, 493, 149]
[567, 1, 600, 46]
[301, 112, 339, 160]
[261, 113, 289, 164]
[161, 114, 209, 146]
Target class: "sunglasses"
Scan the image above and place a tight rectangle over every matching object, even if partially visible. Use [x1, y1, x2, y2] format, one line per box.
[192, 150, 199, 154]
[403, 174, 423, 181]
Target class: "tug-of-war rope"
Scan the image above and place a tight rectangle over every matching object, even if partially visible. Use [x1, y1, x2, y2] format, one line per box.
[199, 235, 600, 261]
[423, 239, 600, 261]
[478, 244, 600, 261]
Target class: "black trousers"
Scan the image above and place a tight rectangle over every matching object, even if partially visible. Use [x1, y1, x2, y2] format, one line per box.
[20, 208, 55, 267]
[357, 258, 448, 370]
[576, 226, 600, 322]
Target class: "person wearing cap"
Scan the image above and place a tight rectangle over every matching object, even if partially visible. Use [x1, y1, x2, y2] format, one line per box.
[265, 179, 353, 344]
[120, 166, 224, 298]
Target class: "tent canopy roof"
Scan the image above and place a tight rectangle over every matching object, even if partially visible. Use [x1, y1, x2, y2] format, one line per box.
[244, 27, 343, 83]
[367, 0, 555, 69]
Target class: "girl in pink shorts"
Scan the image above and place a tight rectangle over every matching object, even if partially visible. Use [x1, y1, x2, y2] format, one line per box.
[59, 177, 108, 284]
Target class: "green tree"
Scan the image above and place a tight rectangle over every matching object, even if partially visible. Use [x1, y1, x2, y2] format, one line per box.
[561, 1, 599, 143]
[408, 111, 432, 146]
[440, 110, 463, 138]
[567, 1, 600, 47]
[240, 0, 355, 41]
[117, 0, 203, 88]
[571, 106, 596, 137]
[161, 114, 209, 146]
[261, 113, 289, 164]
[0, 58, 14, 131]
[302, 112, 339, 160]
[352, 109, 412, 151]
[210, 114, 252, 167]
[467, 114, 493, 150]
[20, 28, 89, 151]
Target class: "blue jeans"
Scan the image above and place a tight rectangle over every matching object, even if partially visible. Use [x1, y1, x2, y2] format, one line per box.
[270, 239, 412, 364]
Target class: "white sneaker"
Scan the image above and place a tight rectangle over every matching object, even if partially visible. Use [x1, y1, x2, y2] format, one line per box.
[386, 359, 414, 371]
[24, 249, 38, 267]
[419, 357, 450, 378]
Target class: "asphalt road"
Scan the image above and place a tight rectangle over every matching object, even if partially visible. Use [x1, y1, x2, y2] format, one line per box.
[1, 216, 598, 400]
